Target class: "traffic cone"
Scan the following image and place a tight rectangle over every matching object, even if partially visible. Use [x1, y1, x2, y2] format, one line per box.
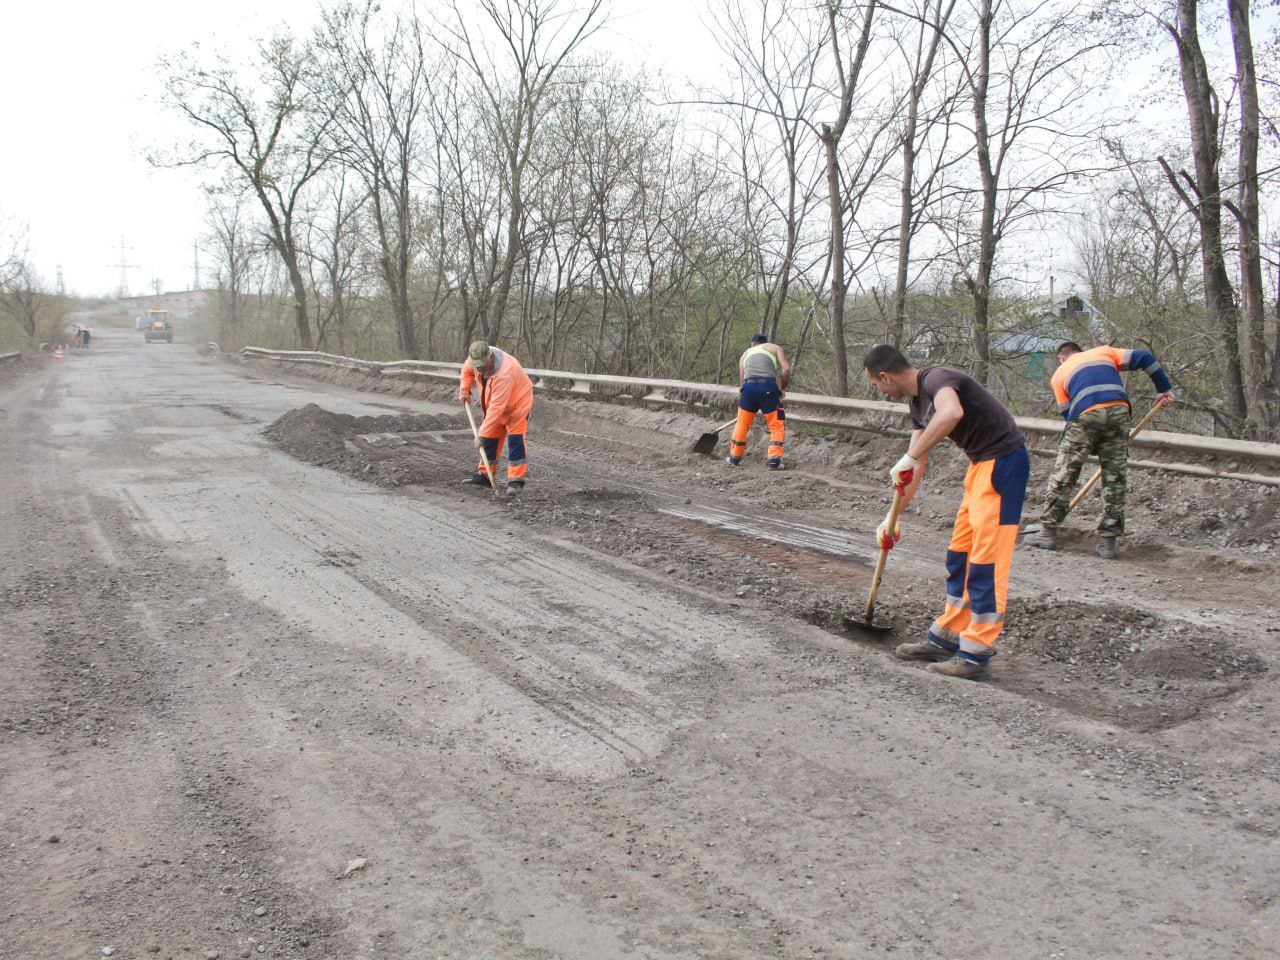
[54, 346, 64, 359]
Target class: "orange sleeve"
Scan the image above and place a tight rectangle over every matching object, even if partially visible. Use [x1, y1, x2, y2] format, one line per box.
[1051, 365, 1070, 410]
[478, 368, 511, 437]
[458, 360, 476, 402]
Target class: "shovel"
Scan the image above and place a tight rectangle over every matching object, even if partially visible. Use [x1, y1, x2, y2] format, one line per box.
[690, 417, 739, 456]
[844, 486, 907, 638]
[1022, 402, 1163, 535]
[463, 402, 501, 498]
[1066, 402, 1163, 511]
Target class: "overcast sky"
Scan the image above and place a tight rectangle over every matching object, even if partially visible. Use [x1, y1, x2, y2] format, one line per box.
[0, 0, 715, 297]
[4, 2, 1272, 300]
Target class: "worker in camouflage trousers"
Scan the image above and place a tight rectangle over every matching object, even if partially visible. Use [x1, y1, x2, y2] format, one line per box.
[1032, 342, 1174, 559]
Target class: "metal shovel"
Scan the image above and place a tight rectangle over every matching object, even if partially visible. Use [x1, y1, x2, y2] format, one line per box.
[690, 417, 739, 456]
[843, 487, 906, 638]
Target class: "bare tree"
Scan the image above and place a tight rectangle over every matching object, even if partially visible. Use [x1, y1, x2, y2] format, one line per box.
[442, 0, 607, 343]
[1155, 0, 1248, 427]
[820, 0, 879, 396]
[708, 0, 827, 342]
[158, 34, 335, 349]
[889, 0, 960, 345]
[0, 261, 59, 347]
[316, 1, 434, 358]
[1226, 0, 1274, 436]
[203, 190, 257, 346]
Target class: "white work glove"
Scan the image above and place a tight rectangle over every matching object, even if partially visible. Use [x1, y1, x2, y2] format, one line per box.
[889, 453, 919, 490]
[876, 517, 901, 551]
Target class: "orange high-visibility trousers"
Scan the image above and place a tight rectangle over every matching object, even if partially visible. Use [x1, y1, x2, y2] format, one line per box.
[928, 446, 1030, 662]
[728, 379, 785, 466]
[477, 409, 530, 481]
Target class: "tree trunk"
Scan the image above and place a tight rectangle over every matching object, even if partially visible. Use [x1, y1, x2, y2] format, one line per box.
[893, 105, 918, 348]
[1168, 0, 1247, 428]
[283, 252, 313, 350]
[1227, 0, 1270, 437]
[822, 124, 850, 396]
[970, 0, 995, 383]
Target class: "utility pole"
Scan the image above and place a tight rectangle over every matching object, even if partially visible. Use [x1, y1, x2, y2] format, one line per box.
[108, 236, 139, 299]
[55, 265, 64, 296]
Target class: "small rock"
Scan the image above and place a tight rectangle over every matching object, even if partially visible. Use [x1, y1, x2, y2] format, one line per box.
[207, 952, 221, 960]
[102, 949, 115, 958]
[254, 905, 267, 917]
[47, 835, 60, 844]
[341, 856, 369, 878]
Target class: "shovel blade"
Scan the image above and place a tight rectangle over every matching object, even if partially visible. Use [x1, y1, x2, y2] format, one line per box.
[690, 430, 721, 456]
[842, 613, 895, 637]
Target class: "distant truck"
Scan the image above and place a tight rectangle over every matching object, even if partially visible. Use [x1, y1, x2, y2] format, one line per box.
[143, 309, 174, 344]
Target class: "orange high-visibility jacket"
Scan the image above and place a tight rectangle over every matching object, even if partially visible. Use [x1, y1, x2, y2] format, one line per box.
[1052, 345, 1171, 422]
[458, 347, 534, 437]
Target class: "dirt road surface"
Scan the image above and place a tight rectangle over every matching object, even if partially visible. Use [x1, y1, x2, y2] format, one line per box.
[3, 321, 1277, 959]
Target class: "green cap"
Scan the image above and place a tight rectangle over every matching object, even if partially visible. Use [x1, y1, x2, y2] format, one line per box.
[468, 341, 492, 365]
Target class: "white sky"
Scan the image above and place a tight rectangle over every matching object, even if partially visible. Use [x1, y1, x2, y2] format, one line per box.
[2, 2, 1271, 299]
[0, 0, 715, 297]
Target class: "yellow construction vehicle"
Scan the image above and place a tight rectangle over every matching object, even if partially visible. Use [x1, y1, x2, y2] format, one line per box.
[143, 307, 174, 344]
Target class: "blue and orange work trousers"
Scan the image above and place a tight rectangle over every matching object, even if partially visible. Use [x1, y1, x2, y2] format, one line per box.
[729, 378, 785, 466]
[476, 405, 531, 483]
[928, 445, 1030, 663]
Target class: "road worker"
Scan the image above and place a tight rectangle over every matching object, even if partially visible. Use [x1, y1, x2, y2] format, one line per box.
[863, 345, 1030, 680]
[1031, 341, 1174, 560]
[727, 332, 791, 469]
[458, 340, 534, 495]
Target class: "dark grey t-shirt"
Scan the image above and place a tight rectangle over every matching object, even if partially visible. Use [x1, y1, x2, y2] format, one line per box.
[908, 367, 1024, 463]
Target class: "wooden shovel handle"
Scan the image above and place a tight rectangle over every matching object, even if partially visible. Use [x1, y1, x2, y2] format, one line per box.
[865, 487, 906, 623]
[463, 402, 500, 497]
[1068, 403, 1162, 511]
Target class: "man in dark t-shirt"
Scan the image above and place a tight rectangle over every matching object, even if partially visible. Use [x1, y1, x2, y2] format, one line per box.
[863, 345, 1030, 680]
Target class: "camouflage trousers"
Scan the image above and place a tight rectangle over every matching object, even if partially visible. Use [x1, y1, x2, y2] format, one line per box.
[1040, 405, 1130, 536]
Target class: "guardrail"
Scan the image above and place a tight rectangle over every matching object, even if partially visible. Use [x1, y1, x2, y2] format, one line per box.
[240, 346, 1280, 470]
[0, 351, 19, 364]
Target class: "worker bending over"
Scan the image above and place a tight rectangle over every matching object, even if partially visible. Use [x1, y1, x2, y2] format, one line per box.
[1031, 341, 1174, 559]
[864, 345, 1030, 680]
[458, 341, 535, 494]
[727, 332, 791, 469]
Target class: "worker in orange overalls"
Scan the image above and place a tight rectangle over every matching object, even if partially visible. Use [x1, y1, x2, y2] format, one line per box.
[863, 344, 1030, 680]
[458, 341, 534, 494]
[727, 333, 791, 469]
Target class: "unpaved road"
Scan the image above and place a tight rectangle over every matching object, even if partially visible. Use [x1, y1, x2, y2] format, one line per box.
[2, 322, 1278, 959]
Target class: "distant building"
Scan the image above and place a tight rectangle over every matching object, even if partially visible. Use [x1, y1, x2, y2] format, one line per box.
[992, 291, 1108, 380]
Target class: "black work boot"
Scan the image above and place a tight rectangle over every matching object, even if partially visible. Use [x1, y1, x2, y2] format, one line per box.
[460, 473, 492, 487]
[1030, 526, 1058, 550]
[506, 480, 525, 495]
[1097, 535, 1118, 560]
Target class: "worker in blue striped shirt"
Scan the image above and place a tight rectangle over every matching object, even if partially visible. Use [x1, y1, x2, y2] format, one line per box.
[1032, 342, 1174, 559]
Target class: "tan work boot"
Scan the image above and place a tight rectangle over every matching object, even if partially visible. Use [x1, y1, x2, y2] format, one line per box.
[1097, 536, 1118, 560]
[1029, 526, 1058, 550]
[927, 655, 990, 680]
[895, 639, 954, 662]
